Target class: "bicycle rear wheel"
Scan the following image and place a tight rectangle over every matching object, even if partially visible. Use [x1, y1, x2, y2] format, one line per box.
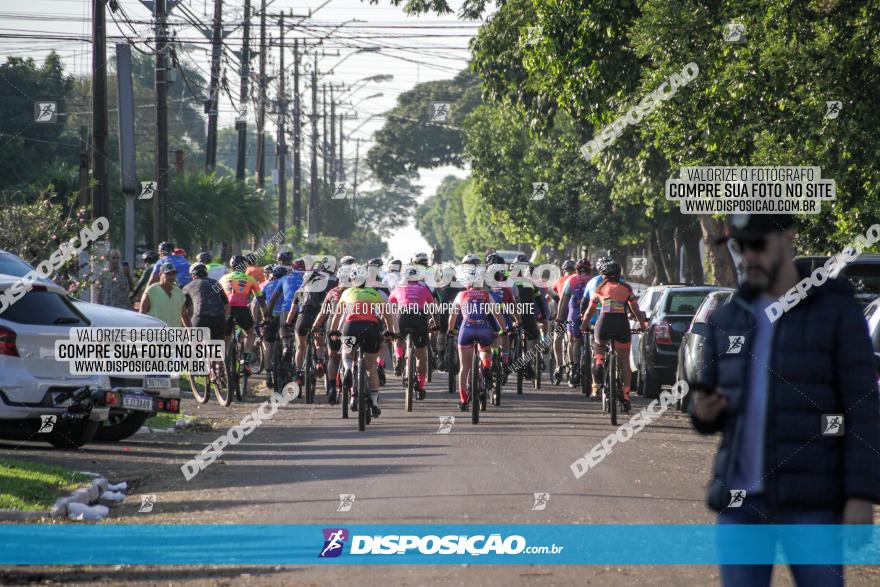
[533, 345, 542, 390]
[493, 353, 502, 407]
[447, 339, 456, 394]
[305, 340, 315, 404]
[609, 350, 618, 426]
[250, 340, 264, 374]
[471, 350, 480, 424]
[405, 336, 415, 412]
[215, 361, 233, 407]
[357, 354, 368, 431]
[227, 342, 241, 402]
[189, 371, 210, 404]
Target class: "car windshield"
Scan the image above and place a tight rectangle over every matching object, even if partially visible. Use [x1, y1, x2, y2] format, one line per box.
[694, 292, 732, 323]
[840, 264, 880, 299]
[664, 291, 713, 315]
[0, 252, 35, 277]
[0, 288, 88, 325]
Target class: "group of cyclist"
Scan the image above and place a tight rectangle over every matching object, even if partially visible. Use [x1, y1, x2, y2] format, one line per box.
[141, 241, 648, 416]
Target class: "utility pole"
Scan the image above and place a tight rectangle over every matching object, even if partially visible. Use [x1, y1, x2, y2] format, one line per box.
[91, 0, 108, 221]
[321, 84, 328, 187]
[235, 0, 251, 181]
[205, 0, 223, 172]
[338, 114, 344, 181]
[329, 85, 336, 186]
[292, 38, 302, 228]
[352, 137, 360, 218]
[154, 0, 170, 245]
[275, 12, 286, 235]
[308, 55, 318, 242]
[255, 0, 267, 188]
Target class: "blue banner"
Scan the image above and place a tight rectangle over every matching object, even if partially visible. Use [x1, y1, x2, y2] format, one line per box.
[1, 524, 878, 565]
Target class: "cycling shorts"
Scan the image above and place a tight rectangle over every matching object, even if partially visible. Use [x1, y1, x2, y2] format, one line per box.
[341, 320, 383, 354]
[295, 307, 320, 337]
[262, 317, 279, 343]
[226, 306, 254, 336]
[567, 313, 582, 336]
[594, 313, 630, 345]
[398, 313, 430, 348]
[520, 313, 540, 341]
[458, 318, 497, 348]
[192, 314, 225, 342]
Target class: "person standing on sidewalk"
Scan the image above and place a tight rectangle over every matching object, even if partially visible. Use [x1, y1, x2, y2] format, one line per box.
[96, 249, 133, 310]
[690, 214, 880, 586]
[139, 262, 186, 327]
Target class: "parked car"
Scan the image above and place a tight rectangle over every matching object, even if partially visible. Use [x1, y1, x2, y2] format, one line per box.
[675, 289, 735, 411]
[629, 285, 673, 373]
[495, 250, 528, 264]
[636, 285, 727, 398]
[0, 277, 112, 448]
[863, 297, 880, 377]
[0, 250, 181, 441]
[796, 253, 880, 306]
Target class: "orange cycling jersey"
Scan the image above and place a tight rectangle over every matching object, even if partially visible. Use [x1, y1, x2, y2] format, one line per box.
[590, 280, 635, 314]
[219, 271, 263, 307]
[246, 266, 266, 284]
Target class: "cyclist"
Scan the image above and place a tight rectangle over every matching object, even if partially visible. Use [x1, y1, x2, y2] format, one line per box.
[328, 265, 394, 417]
[276, 250, 293, 270]
[548, 260, 576, 383]
[448, 265, 503, 412]
[245, 256, 266, 284]
[267, 258, 306, 388]
[181, 263, 229, 383]
[312, 264, 350, 405]
[389, 266, 436, 399]
[131, 250, 160, 304]
[385, 259, 403, 291]
[257, 265, 288, 389]
[291, 257, 338, 394]
[148, 242, 191, 287]
[580, 260, 647, 411]
[555, 258, 593, 389]
[218, 255, 265, 376]
[510, 254, 549, 380]
[196, 252, 226, 281]
[579, 256, 623, 396]
[486, 253, 519, 371]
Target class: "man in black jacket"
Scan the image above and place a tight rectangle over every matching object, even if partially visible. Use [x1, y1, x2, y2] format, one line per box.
[691, 214, 879, 586]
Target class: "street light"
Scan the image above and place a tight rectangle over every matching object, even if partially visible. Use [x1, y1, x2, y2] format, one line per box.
[350, 93, 383, 109]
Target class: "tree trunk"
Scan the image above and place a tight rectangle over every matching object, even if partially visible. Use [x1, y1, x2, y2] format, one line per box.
[682, 218, 704, 284]
[672, 227, 682, 283]
[649, 229, 669, 284]
[697, 216, 738, 286]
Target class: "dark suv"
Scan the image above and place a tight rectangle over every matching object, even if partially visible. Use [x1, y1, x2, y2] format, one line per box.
[795, 253, 880, 306]
[636, 285, 726, 398]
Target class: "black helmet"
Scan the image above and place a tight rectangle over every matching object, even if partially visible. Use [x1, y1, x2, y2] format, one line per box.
[158, 242, 174, 254]
[272, 266, 288, 279]
[515, 253, 529, 263]
[196, 252, 212, 264]
[263, 264, 275, 274]
[277, 250, 293, 263]
[575, 258, 591, 273]
[486, 253, 505, 266]
[229, 255, 246, 269]
[367, 257, 383, 268]
[142, 251, 160, 264]
[562, 259, 576, 272]
[601, 260, 621, 277]
[189, 262, 208, 277]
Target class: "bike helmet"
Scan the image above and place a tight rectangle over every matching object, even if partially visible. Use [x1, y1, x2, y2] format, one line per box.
[229, 255, 246, 269]
[404, 266, 421, 279]
[158, 242, 174, 254]
[272, 265, 289, 279]
[189, 262, 207, 277]
[411, 252, 429, 266]
[263, 264, 275, 274]
[575, 258, 591, 273]
[277, 250, 293, 264]
[367, 257, 383, 268]
[601, 260, 621, 277]
[461, 254, 480, 265]
[515, 253, 529, 263]
[486, 253, 505, 266]
[142, 251, 160, 264]
[292, 258, 306, 271]
[562, 259, 576, 272]
[340, 255, 356, 266]
[387, 259, 402, 272]
[196, 252, 212, 264]
[349, 264, 368, 283]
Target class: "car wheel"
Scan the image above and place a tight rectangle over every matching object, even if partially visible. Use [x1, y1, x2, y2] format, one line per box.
[94, 412, 149, 442]
[48, 419, 100, 449]
[641, 360, 661, 399]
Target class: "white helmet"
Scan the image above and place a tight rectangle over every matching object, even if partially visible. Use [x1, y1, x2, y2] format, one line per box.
[411, 252, 429, 266]
[461, 254, 480, 265]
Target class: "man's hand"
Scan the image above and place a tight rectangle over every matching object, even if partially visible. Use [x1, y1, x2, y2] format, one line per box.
[693, 389, 727, 423]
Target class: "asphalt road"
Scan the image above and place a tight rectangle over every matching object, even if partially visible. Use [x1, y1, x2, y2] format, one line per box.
[2, 366, 878, 586]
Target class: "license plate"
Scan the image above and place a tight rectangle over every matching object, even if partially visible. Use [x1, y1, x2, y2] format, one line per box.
[122, 393, 154, 411]
[144, 375, 171, 389]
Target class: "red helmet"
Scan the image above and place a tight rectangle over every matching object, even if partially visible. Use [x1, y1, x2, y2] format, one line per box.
[292, 258, 306, 271]
[575, 258, 591, 273]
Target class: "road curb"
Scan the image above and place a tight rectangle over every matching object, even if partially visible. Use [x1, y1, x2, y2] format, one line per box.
[0, 476, 122, 521]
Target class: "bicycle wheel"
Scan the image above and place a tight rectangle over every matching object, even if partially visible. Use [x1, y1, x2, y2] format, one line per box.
[304, 339, 315, 404]
[342, 377, 350, 420]
[238, 334, 250, 400]
[447, 339, 456, 394]
[189, 370, 210, 404]
[215, 360, 233, 407]
[493, 353, 502, 407]
[515, 336, 524, 395]
[405, 336, 415, 412]
[609, 350, 618, 426]
[227, 341, 240, 402]
[357, 353, 368, 431]
[533, 345, 542, 390]
[250, 339, 264, 374]
[471, 350, 480, 424]
[580, 337, 590, 396]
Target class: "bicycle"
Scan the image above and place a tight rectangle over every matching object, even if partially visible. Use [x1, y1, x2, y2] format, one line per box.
[189, 347, 232, 407]
[589, 328, 640, 426]
[391, 330, 418, 412]
[302, 328, 318, 404]
[340, 331, 375, 432]
[272, 325, 294, 396]
[509, 325, 524, 395]
[446, 331, 458, 395]
[225, 319, 249, 402]
[490, 346, 503, 407]
[466, 338, 489, 424]
[327, 330, 349, 418]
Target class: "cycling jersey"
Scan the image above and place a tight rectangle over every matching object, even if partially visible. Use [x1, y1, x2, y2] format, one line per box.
[389, 281, 434, 312]
[261, 279, 283, 316]
[590, 280, 636, 314]
[280, 269, 305, 313]
[488, 286, 516, 328]
[339, 287, 387, 323]
[551, 274, 572, 300]
[206, 262, 226, 281]
[219, 271, 262, 307]
[150, 253, 192, 286]
[246, 266, 266, 284]
[452, 287, 497, 348]
[581, 275, 627, 325]
[562, 273, 592, 330]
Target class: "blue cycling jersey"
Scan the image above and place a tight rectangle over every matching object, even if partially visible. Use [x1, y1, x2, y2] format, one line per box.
[280, 270, 304, 312]
[262, 279, 283, 315]
[150, 254, 192, 286]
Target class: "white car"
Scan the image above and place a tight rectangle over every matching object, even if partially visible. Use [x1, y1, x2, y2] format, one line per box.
[0, 276, 110, 448]
[629, 285, 669, 372]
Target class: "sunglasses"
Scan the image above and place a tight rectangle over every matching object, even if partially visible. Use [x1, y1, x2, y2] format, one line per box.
[732, 236, 768, 253]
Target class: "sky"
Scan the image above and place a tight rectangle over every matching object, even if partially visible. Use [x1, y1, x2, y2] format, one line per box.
[0, 0, 483, 260]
